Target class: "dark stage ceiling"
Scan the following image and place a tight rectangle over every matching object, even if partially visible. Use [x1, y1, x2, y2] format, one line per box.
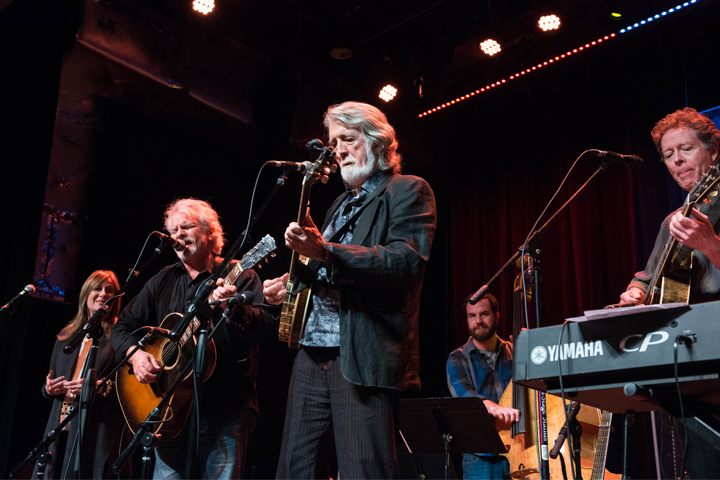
[115, 0, 704, 110]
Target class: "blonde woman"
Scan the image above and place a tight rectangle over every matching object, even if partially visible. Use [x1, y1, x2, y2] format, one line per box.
[34, 270, 127, 479]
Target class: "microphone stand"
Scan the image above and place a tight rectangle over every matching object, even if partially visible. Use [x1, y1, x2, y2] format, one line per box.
[8, 333, 156, 479]
[468, 160, 612, 306]
[111, 337, 199, 478]
[467, 159, 614, 480]
[184, 299, 241, 478]
[71, 326, 101, 479]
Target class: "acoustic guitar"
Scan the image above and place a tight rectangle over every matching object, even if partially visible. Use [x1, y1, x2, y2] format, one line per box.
[646, 163, 720, 304]
[116, 234, 277, 438]
[278, 144, 337, 348]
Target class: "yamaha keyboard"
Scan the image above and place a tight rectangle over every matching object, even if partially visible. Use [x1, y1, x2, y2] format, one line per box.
[513, 300, 720, 414]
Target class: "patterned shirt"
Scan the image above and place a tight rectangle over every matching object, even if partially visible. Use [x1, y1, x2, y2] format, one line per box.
[300, 170, 388, 347]
[446, 337, 513, 403]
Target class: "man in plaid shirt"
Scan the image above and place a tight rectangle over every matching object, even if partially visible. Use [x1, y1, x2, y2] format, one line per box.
[446, 292, 519, 479]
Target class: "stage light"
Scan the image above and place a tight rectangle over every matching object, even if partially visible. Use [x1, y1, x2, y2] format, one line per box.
[538, 15, 561, 31]
[479, 39, 501, 56]
[379, 85, 398, 102]
[193, 0, 214, 15]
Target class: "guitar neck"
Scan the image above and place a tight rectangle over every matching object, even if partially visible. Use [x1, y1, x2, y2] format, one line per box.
[590, 411, 613, 480]
[288, 182, 313, 281]
[177, 235, 277, 347]
[646, 202, 694, 303]
[178, 263, 246, 347]
[221, 261, 246, 292]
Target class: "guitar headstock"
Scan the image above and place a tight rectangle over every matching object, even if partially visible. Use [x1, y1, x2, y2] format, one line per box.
[303, 142, 339, 187]
[688, 163, 720, 206]
[240, 235, 277, 271]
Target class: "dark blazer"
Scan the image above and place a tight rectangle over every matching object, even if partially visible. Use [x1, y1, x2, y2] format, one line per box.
[33, 336, 127, 479]
[301, 173, 436, 391]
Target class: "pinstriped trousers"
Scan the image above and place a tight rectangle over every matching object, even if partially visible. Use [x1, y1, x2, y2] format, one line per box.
[276, 346, 400, 479]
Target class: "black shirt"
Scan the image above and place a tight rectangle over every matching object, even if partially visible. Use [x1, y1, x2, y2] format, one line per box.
[110, 260, 274, 422]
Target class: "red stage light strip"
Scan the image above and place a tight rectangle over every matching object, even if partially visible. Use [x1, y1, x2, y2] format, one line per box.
[418, 0, 701, 118]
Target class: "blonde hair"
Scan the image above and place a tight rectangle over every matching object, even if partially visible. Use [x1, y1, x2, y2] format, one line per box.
[58, 270, 120, 342]
[164, 198, 225, 255]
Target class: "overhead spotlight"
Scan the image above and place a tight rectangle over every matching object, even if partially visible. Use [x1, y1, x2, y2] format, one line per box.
[193, 0, 214, 14]
[610, 12, 623, 18]
[379, 85, 397, 102]
[479, 39, 501, 56]
[538, 15, 561, 31]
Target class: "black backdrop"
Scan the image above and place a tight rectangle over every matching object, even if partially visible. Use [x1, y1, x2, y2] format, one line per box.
[2, 0, 720, 477]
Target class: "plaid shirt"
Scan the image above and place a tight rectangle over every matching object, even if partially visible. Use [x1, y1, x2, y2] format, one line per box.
[446, 336, 513, 402]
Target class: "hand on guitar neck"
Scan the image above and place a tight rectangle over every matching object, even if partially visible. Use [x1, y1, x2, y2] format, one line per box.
[669, 207, 720, 268]
[285, 213, 329, 263]
[210, 277, 238, 309]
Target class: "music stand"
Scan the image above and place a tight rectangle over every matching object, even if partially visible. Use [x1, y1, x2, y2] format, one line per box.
[399, 397, 506, 480]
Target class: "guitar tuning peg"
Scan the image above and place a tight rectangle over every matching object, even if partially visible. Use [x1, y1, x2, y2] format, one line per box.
[257, 264, 262, 269]
[271, 253, 276, 257]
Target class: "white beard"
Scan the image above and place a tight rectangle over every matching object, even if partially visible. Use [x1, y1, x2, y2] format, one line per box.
[341, 152, 378, 188]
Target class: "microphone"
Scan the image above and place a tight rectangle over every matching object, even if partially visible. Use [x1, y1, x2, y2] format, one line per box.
[549, 401, 581, 459]
[209, 291, 255, 306]
[266, 161, 313, 173]
[139, 326, 174, 337]
[153, 231, 185, 250]
[306, 139, 324, 152]
[235, 291, 255, 305]
[589, 149, 643, 168]
[468, 285, 488, 306]
[219, 292, 256, 327]
[1, 284, 35, 313]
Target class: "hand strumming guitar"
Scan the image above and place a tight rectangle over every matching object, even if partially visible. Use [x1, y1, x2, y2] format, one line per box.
[619, 287, 645, 305]
[127, 350, 161, 384]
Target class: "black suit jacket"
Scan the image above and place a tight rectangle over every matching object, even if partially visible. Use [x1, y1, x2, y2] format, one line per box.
[300, 172, 436, 391]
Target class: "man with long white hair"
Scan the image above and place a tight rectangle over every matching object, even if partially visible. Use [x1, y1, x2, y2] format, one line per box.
[264, 102, 437, 479]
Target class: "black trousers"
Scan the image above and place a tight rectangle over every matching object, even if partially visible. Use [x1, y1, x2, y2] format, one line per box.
[276, 346, 400, 479]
